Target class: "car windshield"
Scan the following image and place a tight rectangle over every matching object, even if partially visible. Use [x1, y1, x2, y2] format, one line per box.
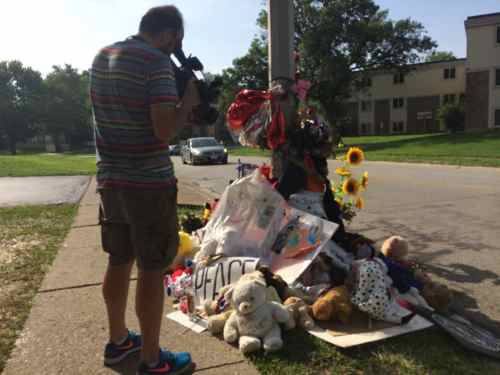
[191, 138, 219, 147]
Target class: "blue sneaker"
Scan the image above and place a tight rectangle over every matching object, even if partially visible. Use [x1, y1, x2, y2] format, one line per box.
[104, 330, 142, 366]
[136, 349, 194, 375]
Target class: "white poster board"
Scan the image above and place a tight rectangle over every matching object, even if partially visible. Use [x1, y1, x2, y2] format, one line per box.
[270, 207, 337, 284]
[308, 314, 433, 348]
[193, 257, 259, 306]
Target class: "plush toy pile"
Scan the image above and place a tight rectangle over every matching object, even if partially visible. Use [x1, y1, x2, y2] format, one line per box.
[164, 77, 455, 355]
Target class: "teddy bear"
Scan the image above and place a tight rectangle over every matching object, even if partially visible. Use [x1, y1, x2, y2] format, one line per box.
[311, 285, 353, 323]
[380, 236, 453, 311]
[203, 285, 233, 334]
[204, 271, 283, 335]
[422, 281, 453, 312]
[380, 235, 408, 261]
[223, 274, 290, 354]
[283, 297, 316, 330]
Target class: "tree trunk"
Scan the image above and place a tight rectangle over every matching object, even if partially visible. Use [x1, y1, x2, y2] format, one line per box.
[53, 134, 63, 153]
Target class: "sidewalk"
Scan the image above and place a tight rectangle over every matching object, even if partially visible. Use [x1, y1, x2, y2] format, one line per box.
[2, 178, 259, 375]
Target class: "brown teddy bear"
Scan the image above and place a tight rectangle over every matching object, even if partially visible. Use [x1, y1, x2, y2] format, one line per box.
[311, 285, 353, 323]
[283, 297, 316, 330]
[422, 282, 453, 313]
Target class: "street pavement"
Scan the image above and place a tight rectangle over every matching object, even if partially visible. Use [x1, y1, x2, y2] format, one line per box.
[172, 155, 500, 329]
[0, 176, 90, 207]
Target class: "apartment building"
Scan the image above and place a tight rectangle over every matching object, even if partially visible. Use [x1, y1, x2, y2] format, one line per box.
[344, 12, 500, 135]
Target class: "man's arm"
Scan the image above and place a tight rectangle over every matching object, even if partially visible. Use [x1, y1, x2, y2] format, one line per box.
[148, 58, 200, 142]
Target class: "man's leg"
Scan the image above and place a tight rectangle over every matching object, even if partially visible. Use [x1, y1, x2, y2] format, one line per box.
[103, 260, 134, 343]
[135, 269, 165, 364]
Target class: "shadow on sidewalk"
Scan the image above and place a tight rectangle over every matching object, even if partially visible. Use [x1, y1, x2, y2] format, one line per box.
[107, 354, 140, 375]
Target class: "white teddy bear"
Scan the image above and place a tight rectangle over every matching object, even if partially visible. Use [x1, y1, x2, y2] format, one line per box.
[223, 274, 290, 354]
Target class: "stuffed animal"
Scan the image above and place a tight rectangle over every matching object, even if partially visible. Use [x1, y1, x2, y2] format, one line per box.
[203, 285, 233, 334]
[422, 282, 453, 313]
[204, 273, 282, 335]
[223, 275, 290, 354]
[311, 285, 353, 323]
[381, 236, 408, 262]
[283, 297, 316, 330]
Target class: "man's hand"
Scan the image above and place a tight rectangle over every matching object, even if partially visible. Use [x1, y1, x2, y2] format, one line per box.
[181, 78, 201, 113]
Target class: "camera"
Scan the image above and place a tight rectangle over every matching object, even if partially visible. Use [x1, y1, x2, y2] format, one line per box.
[173, 48, 221, 125]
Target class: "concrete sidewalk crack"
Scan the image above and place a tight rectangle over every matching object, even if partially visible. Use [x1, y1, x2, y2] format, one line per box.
[194, 360, 246, 373]
[38, 278, 138, 294]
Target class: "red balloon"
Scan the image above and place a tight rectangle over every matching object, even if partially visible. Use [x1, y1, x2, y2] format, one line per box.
[226, 90, 271, 131]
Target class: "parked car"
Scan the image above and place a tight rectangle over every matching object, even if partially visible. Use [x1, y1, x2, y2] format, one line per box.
[169, 144, 181, 155]
[181, 137, 228, 165]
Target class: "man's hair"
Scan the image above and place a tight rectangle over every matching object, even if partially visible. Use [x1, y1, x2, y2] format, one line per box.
[139, 5, 183, 36]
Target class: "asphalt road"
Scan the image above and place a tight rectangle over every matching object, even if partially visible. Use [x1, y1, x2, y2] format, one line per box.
[0, 176, 90, 207]
[172, 155, 500, 328]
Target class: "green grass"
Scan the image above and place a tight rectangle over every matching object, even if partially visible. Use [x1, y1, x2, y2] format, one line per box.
[229, 130, 500, 167]
[342, 130, 500, 167]
[250, 328, 500, 375]
[0, 152, 96, 177]
[0, 204, 77, 373]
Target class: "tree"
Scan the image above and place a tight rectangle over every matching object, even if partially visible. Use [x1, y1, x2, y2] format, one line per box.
[425, 51, 456, 62]
[217, 0, 436, 126]
[0, 61, 43, 154]
[438, 103, 465, 133]
[293, 0, 436, 122]
[41, 65, 92, 152]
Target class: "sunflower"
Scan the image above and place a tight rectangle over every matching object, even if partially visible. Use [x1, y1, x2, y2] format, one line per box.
[361, 171, 369, 189]
[335, 198, 344, 208]
[355, 197, 365, 209]
[335, 167, 352, 177]
[342, 178, 360, 196]
[346, 147, 364, 166]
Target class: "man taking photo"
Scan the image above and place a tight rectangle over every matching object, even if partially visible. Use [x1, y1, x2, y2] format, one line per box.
[90, 5, 198, 375]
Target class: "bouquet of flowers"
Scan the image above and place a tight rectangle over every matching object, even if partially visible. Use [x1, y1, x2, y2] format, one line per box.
[331, 147, 368, 223]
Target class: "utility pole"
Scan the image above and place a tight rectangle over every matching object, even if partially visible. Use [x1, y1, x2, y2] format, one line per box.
[267, 0, 294, 83]
[267, 0, 296, 179]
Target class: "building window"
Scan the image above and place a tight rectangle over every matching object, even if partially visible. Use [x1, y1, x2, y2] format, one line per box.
[496, 69, 500, 87]
[393, 97, 404, 109]
[361, 101, 372, 112]
[495, 110, 500, 127]
[392, 122, 405, 133]
[393, 73, 405, 85]
[497, 26, 500, 44]
[444, 68, 456, 80]
[443, 94, 456, 105]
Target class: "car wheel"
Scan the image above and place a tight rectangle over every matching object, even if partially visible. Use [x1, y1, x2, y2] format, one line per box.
[182, 154, 186, 164]
[222, 157, 228, 165]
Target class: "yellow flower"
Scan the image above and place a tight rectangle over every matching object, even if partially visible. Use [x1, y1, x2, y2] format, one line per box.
[361, 172, 369, 189]
[342, 178, 360, 196]
[346, 147, 364, 166]
[335, 167, 352, 177]
[355, 197, 365, 209]
[335, 198, 344, 207]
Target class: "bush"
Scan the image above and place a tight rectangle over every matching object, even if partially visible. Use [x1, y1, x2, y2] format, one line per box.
[438, 104, 465, 133]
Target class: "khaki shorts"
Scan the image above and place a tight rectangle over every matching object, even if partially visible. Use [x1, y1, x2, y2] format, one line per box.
[98, 187, 179, 271]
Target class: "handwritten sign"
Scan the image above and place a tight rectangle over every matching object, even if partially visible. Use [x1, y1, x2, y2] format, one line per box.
[193, 257, 259, 306]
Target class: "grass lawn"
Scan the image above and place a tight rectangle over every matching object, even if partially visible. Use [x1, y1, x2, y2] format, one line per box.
[229, 130, 500, 167]
[342, 130, 500, 167]
[0, 204, 77, 373]
[0, 152, 96, 177]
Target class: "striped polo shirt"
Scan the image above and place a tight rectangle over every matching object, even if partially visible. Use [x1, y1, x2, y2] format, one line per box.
[90, 36, 178, 189]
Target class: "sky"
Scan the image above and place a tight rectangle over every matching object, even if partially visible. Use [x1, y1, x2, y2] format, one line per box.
[0, 0, 499, 76]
